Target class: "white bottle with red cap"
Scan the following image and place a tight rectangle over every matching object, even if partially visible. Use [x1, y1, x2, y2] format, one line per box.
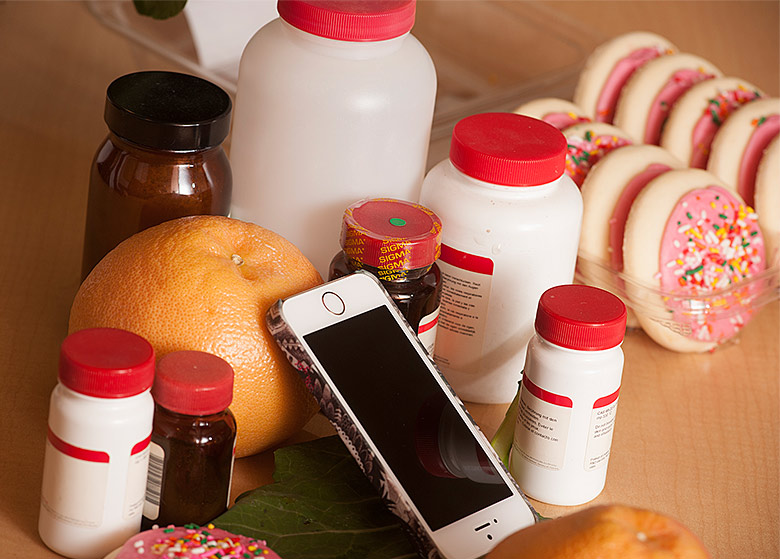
[229, 0, 437, 276]
[419, 112, 583, 404]
[38, 328, 155, 559]
[510, 284, 627, 506]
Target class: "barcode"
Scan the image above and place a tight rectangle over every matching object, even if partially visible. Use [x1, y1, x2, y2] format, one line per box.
[144, 450, 164, 507]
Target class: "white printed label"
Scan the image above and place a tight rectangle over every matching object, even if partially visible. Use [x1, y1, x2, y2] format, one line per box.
[513, 377, 572, 471]
[433, 245, 493, 374]
[124, 437, 151, 520]
[40, 429, 109, 528]
[584, 389, 620, 471]
[417, 306, 439, 355]
[143, 442, 165, 520]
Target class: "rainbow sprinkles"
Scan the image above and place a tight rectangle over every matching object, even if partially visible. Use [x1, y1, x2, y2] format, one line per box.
[657, 185, 765, 342]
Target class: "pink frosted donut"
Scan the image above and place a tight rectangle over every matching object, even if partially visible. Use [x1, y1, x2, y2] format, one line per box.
[574, 31, 677, 124]
[513, 97, 590, 130]
[661, 77, 763, 168]
[105, 524, 281, 559]
[562, 122, 634, 187]
[706, 97, 780, 207]
[613, 53, 722, 145]
[623, 169, 766, 352]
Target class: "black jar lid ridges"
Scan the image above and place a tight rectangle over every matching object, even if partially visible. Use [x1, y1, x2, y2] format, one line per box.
[104, 71, 232, 152]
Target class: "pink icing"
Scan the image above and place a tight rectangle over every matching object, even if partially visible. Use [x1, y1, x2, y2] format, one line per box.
[658, 186, 765, 342]
[609, 163, 673, 271]
[646, 69, 716, 145]
[690, 88, 762, 168]
[737, 113, 780, 207]
[596, 47, 666, 124]
[544, 112, 591, 130]
[566, 133, 633, 187]
[116, 525, 281, 558]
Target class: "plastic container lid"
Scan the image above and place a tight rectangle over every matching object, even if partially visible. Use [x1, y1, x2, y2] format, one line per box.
[278, 0, 416, 42]
[449, 112, 567, 186]
[535, 284, 627, 350]
[152, 351, 234, 416]
[59, 328, 155, 398]
[104, 71, 232, 151]
[340, 198, 442, 272]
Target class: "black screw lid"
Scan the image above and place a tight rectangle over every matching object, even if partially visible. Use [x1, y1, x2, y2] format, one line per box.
[104, 71, 232, 151]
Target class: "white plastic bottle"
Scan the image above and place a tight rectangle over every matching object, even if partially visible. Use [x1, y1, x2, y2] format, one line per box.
[39, 328, 155, 559]
[229, 0, 437, 275]
[510, 284, 627, 506]
[419, 112, 583, 404]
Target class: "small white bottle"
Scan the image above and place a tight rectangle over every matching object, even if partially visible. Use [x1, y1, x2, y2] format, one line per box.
[229, 0, 437, 276]
[419, 112, 583, 404]
[510, 284, 627, 506]
[39, 328, 155, 559]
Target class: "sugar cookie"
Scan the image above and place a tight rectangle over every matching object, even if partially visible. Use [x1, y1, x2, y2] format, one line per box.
[513, 97, 590, 130]
[562, 122, 635, 187]
[613, 53, 721, 145]
[661, 77, 763, 168]
[623, 169, 765, 352]
[706, 97, 780, 207]
[573, 31, 677, 124]
[755, 136, 780, 266]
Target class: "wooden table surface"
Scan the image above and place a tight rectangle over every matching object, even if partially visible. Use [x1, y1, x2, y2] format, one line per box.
[0, 1, 777, 558]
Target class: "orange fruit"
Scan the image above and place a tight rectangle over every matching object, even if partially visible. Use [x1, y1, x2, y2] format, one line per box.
[487, 504, 710, 559]
[69, 215, 322, 457]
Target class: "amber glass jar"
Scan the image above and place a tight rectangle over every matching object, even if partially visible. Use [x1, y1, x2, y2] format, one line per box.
[81, 71, 232, 279]
[329, 198, 442, 354]
[142, 351, 236, 530]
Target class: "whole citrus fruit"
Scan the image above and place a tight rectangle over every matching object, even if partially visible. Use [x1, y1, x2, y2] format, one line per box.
[69, 215, 322, 457]
[487, 504, 710, 559]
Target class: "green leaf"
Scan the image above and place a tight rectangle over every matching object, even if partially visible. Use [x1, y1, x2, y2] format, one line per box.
[213, 436, 418, 559]
[490, 380, 521, 467]
[133, 0, 187, 20]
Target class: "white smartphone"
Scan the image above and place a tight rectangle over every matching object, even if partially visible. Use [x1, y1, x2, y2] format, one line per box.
[266, 271, 536, 559]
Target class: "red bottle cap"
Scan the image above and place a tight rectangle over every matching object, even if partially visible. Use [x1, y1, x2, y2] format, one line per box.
[278, 0, 416, 42]
[449, 112, 567, 186]
[535, 285, 627, 351]
[153, 351, 234, 416]
[340, 198, 442, 277]
[59, 328, 155, 398]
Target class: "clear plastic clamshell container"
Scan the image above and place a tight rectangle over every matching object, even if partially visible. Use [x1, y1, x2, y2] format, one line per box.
[576, 251, 779, 350]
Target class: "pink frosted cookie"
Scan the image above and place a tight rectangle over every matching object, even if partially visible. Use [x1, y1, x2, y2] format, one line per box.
[755, 136, 780, 266]
[513, 97, 590, 130]
[661, 77, 763, 168]
[578, 145, 683, 330]
[623, 169, 765, 352]
[573, 31, 677, 124]
[105, 524, 281, 559]
[613, 53, 722, 145]
[706, 97, 780, 207]
[562, 122, 634, 187]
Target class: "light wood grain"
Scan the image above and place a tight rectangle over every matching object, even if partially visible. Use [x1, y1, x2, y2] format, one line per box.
[0, 2, 777, 558]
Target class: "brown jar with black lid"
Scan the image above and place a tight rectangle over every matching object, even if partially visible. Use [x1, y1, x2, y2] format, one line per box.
[81, 71, 232, 279]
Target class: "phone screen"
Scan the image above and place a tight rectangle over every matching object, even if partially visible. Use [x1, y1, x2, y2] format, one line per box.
[304, 305, 513, 531]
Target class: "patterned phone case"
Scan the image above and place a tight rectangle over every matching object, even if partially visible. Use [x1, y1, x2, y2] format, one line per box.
[265, 274, 537, 559]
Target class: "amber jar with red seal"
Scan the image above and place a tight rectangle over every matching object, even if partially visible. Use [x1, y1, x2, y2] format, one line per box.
[329, 198, 442, 354]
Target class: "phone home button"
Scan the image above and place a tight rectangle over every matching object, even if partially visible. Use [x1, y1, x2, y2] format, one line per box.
[322, 292, 345, 315]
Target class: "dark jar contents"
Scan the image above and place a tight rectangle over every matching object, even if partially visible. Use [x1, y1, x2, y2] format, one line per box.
[82, 71, 232, 280]
[142, 351, 237, 530]
[329, 198, 442, 354]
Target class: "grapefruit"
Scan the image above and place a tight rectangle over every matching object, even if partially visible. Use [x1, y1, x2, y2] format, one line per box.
[487, 504, 710, 559]
[69, 215, 322, 457]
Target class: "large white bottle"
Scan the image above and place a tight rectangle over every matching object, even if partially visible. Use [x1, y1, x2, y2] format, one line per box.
[230, 0, 437, 275]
